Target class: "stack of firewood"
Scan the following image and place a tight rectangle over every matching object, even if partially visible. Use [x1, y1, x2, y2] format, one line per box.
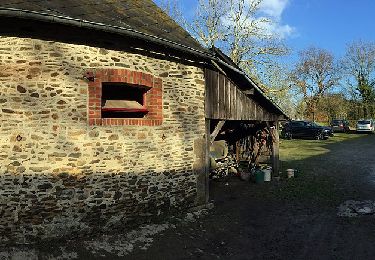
[209, 155, 238, 179]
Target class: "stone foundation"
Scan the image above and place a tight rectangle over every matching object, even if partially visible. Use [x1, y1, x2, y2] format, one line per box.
[0, 170, 197, 243]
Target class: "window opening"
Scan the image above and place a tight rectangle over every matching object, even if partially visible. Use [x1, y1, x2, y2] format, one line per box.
[101, 82, 150, 118]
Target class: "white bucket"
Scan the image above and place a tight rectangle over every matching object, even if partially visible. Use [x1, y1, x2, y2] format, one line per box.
[263, 167, 272, 182]
[286, 169, 294, 178]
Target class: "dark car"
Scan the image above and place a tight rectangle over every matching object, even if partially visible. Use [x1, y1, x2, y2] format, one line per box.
[281, 120, 332, 140]
[330, 119, 350, 133]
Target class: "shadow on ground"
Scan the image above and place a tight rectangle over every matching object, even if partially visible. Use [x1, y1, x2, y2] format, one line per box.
[129, 133, 375, 260]
[1, 134, 375, 259]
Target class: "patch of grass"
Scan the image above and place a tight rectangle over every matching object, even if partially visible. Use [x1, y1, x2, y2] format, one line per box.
[279, 133, 364, 162]
[268, 133, 368, 205]
[270, 173, 340, 206]
[316, 121, 329, 126]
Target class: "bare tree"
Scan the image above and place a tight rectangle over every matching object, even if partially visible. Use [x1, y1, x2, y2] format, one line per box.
[158, 0, 289, 79]
[291, 47, 340, 120]
[158, 0, 294, 113]
[317, 92, 350, 121]
[342, 40, 375, 103]
[157, 0, 182, 20]
[258, 61, 297, 114]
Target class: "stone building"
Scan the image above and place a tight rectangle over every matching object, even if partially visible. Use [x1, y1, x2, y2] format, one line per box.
[0, 1, 286, 243]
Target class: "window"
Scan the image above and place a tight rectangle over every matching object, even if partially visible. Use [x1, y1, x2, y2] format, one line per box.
[101, 83, 150, 118]
[291, 121, 304, 127]
[358, 120, 371, 124]
[87, 69, 163, 126]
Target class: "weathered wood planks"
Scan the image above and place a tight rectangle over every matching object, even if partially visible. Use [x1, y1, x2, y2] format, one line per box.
[205, 69, 279, 121]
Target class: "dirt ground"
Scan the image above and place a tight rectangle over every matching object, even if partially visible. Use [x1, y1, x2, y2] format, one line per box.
[1, 133, 375, 259]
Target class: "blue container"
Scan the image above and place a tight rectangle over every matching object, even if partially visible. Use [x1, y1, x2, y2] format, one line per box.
[255, 169, 264, 184]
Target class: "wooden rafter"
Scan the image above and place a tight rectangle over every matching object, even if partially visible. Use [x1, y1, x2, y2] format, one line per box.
[210, 120, 225, 144]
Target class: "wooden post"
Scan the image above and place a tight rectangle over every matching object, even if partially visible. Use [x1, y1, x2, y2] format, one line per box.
[205, 119, 211, 203]
[235, 141, 240, 163]
[271, 121, 280, 176]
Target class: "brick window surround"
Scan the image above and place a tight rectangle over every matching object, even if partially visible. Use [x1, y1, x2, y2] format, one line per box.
[87, 69, 163, 126]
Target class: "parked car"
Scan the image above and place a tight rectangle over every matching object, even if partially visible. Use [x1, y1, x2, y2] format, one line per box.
[356, 119, 374, 133]
[330, 119, 350, 133]
[281, 120, 332, 140]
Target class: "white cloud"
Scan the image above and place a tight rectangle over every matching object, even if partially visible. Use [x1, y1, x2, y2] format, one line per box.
[276, 24, 295, 38]
[259, 0, 289, 20]
[258, 0, 295, 39]
[216, 0, 296, 40]
[269, 23, 295, 39]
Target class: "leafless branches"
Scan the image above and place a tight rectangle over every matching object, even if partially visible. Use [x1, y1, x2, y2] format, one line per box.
[341, 40, 375, 102]
[291, 47, 340, 119]
[159, 0, 289, 78]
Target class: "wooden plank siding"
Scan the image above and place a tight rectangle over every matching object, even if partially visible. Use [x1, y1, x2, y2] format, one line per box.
[205, 69, 280, 121]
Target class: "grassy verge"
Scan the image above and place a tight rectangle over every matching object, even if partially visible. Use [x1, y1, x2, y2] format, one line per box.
[279, 132, 363, 163]
[263, 133, 366, 205]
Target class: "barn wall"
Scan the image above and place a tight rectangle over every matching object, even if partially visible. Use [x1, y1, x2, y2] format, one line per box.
[205, 69, 279, 121]
[0, 36, 206, 243]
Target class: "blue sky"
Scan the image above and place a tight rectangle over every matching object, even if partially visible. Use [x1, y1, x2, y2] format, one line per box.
[155, 0, 375, 61]
[283, 0, 375, 58]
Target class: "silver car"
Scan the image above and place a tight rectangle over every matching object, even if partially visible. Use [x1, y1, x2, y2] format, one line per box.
[356, 119, 374, 133]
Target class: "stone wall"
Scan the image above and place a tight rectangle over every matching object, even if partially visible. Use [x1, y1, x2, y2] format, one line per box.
[0, 36, 206, 243]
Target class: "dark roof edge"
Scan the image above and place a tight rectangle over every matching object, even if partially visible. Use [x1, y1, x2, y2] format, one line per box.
[0, 7, 214, 60]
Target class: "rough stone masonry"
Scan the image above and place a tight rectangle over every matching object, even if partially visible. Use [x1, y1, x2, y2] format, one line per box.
[0, 36, 206, 243]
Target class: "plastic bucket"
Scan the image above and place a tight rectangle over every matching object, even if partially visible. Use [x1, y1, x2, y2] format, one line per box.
[263, 167, 272, 182]
[255, 169, 265, 184]
[286, 169, 294, 178]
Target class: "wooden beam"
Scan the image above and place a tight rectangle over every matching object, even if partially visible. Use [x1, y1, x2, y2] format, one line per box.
[270, 121, 280, 177]
[243, 88, 255, 95]
[210, 60, 227, 76]
[210, 120, 225, 144]
[235, 141, 240, 163]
